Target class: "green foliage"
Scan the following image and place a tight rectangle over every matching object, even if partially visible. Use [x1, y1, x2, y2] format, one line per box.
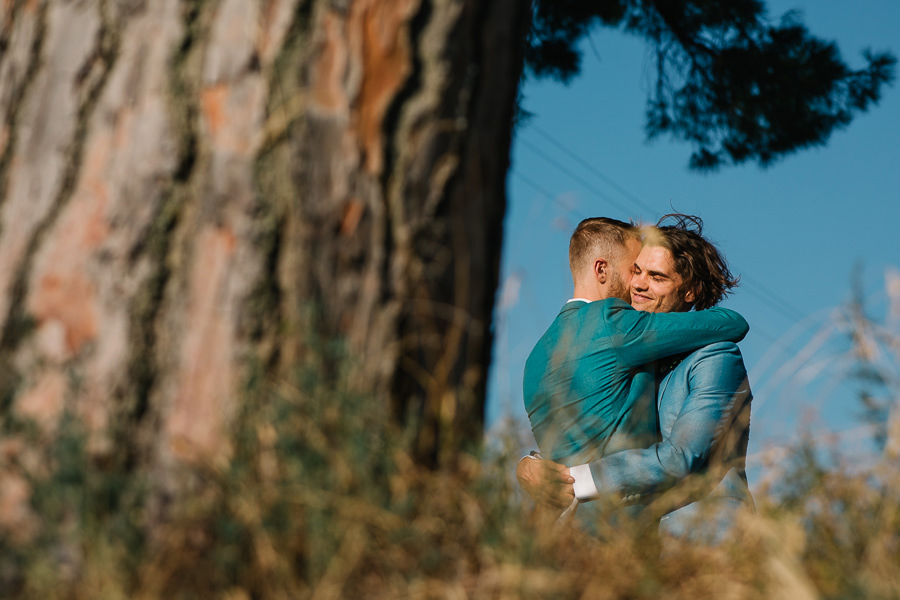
[0, 412, 146, 597]
[525, 0, 896, 170]
[526, 0, 630, 81]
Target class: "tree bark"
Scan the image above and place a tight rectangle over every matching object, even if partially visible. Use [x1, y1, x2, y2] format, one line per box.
[0, 0, 528, 524]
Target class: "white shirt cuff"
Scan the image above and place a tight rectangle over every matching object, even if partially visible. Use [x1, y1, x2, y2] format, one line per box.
[570, 463, 598, 501]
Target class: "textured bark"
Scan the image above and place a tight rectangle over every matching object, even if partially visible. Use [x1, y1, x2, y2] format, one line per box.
[0, 0, 528, 524]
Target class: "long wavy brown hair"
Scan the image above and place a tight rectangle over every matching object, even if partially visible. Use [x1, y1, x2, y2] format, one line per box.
[644, 213, 739, 310]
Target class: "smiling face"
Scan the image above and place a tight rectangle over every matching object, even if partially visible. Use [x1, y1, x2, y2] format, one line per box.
[630, 245, 695, 313]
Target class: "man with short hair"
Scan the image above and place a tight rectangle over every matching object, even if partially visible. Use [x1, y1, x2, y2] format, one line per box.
[523, 216, 748, 476]
[520, 214, 754, 540]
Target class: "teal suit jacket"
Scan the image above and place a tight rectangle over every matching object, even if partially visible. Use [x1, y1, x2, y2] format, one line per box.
[523, 299, 749, 465]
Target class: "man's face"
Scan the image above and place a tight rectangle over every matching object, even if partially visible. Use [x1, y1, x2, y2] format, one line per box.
[630, 245, 694, 313]
[609, 237, 642, 303]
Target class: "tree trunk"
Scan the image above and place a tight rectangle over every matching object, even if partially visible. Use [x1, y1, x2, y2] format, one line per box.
[0, 0, 528, 524]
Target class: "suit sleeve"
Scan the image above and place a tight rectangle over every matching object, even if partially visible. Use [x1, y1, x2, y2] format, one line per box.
[581, 343, 749, 501]
[601, 302, 749, 368]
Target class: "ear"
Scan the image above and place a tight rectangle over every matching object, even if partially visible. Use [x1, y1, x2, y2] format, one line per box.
[683, 287, 696, 305]
[594, 259, 608, 284]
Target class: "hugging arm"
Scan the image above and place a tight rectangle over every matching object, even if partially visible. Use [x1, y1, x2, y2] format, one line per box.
[604, 302, 748, 368]
[576, 343, 749, 503]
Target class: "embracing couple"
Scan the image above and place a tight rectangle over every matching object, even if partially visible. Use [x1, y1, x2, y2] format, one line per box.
[519, 214, 753, 542]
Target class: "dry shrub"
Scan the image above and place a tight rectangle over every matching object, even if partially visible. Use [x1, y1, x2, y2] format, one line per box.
[2, 368, 899, 599]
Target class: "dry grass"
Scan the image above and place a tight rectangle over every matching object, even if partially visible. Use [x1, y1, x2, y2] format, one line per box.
[1, 373, 898, 600]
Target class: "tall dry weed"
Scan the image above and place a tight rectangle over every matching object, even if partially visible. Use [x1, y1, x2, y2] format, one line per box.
[1, 272, 898, 598]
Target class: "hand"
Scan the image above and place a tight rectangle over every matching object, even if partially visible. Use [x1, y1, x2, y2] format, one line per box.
[516, 456, 575, 510]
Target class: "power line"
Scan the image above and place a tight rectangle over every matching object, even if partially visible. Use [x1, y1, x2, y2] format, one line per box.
[517, 137, 639, 218]
[740, 274, 808, 323]
[514, 169, 805, 354]
[530, 124, 660, 216]
[513, 170, 584, 220]
[516, 125, 811, 328]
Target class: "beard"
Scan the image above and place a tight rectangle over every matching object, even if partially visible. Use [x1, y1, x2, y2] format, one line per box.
[608, 269, 631, 304]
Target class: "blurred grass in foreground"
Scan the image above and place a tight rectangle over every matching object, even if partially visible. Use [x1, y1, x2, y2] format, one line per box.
[1, 363, 898, 600]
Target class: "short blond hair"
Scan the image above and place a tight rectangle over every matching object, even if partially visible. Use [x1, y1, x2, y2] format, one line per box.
[568, 217, 639, 277]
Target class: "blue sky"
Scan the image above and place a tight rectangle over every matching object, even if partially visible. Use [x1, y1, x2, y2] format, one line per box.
[486, 0, 900, 485]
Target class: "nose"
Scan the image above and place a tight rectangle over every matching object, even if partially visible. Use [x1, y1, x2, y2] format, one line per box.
[632, 270, 648, 291]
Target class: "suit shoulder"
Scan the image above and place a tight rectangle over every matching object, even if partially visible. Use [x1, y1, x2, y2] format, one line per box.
[582, 298, 632, 313]
[680, 342, 745, 369]
[569, 298, 633, 327]
[674, 342, 750, 396]
[690, 340, 742, 356]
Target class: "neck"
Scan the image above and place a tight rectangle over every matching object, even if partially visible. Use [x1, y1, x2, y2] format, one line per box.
[572, 285, 605, 302]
